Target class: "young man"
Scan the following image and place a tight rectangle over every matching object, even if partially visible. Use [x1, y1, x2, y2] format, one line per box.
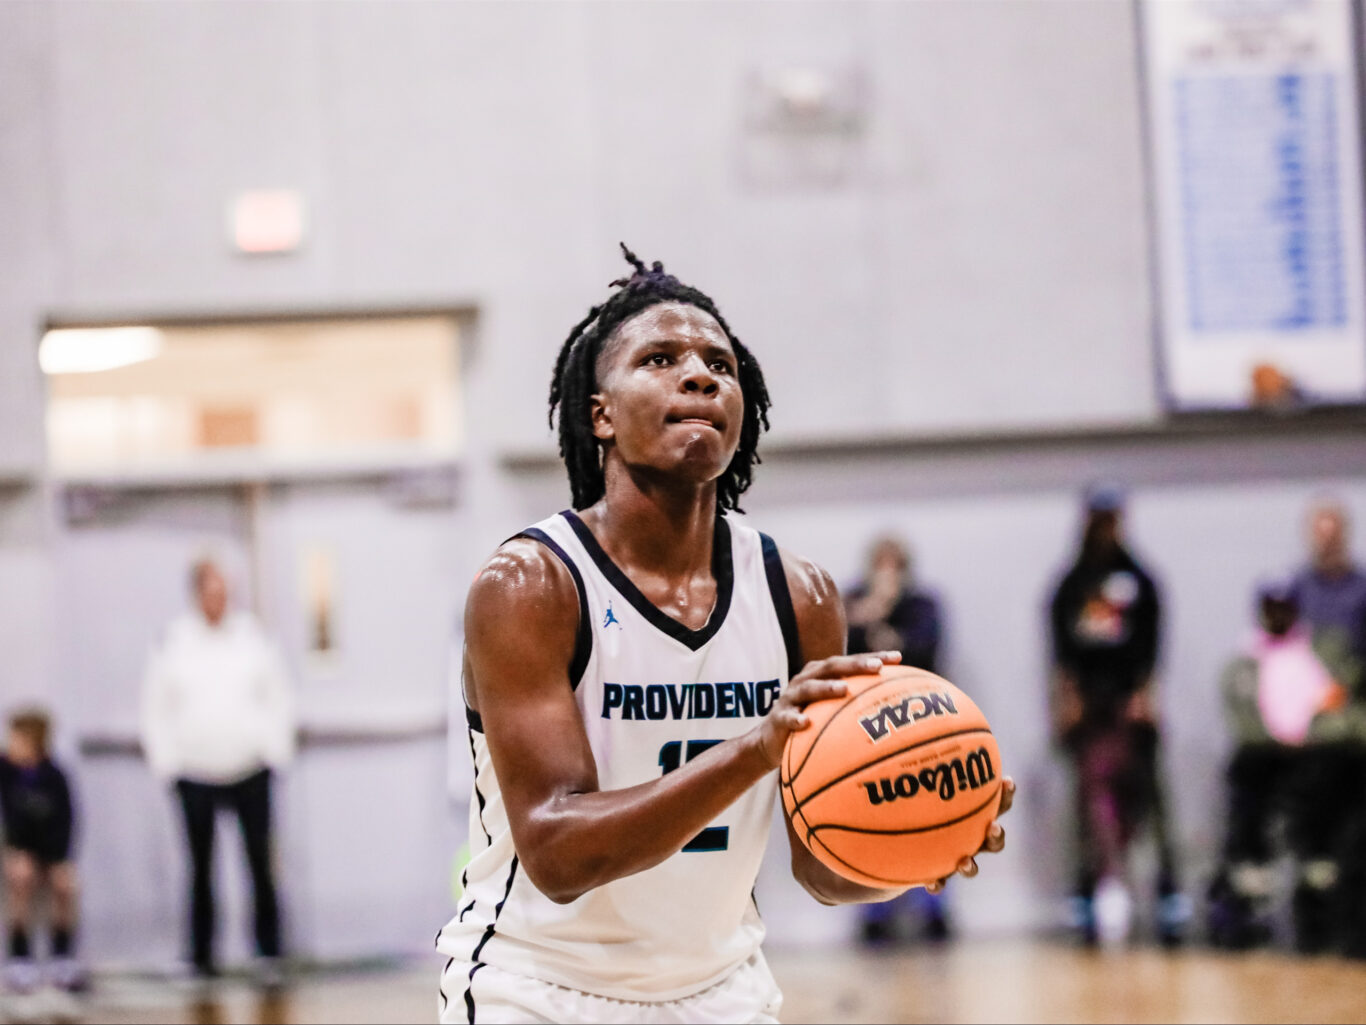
[436, 247, 1013, 1023]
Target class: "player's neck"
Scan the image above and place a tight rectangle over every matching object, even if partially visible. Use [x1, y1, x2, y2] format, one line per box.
[584, 470, 719, 580]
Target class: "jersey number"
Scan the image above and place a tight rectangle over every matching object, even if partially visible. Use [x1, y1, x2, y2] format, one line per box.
[658, 740, 729, 852]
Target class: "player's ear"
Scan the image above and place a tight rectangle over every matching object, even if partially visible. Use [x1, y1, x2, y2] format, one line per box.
[590, 392, 615, 442]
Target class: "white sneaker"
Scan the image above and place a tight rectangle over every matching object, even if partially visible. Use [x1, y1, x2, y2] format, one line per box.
[1093, 876, 1133, 948]
[2, 959, 39, 996]
[46, 957, 86, 994]
[2, 961, 42, 1024]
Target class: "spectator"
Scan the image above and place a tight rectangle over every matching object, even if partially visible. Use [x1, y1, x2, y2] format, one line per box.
[141, 558, 295, 982]
[1206, 583, 1365, 953]
[0, 709, 85, 1005]
[1049, 484, 1184, 946]
[845, 535, 950, 944]
[1291, 498, 1366, 673]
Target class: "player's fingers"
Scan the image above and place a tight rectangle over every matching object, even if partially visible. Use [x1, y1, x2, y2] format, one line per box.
[783, 676, 848, 709]
[956, 856, 979, 878]
[982, 823, 1005, 854]
[797, 652, 896, 682]
[924, 878, 946, 895]
[996, 777, 1016, 817]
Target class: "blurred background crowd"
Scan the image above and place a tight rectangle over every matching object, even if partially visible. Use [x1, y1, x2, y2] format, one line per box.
[3, 0, 1366, 1011]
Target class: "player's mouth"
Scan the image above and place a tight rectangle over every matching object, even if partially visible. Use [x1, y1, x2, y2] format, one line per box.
[666, 413, 725, 433]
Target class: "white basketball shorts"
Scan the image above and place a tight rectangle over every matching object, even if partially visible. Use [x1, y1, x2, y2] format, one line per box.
[438, 952, 783, 1025]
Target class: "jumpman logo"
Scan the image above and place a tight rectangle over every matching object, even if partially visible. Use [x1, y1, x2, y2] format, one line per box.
[603, 603, 621, 630]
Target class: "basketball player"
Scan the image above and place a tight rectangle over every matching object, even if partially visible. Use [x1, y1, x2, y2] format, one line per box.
[436, 247, 1014, 1023]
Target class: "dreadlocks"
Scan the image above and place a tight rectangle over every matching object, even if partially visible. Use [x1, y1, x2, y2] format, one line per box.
[548, 244, 772, 513]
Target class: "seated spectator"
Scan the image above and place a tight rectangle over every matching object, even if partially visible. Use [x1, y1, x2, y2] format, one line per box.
[1207, 583, 1366, 953]
[845, 535, 951, 944]
[0, 709, 85, 1001]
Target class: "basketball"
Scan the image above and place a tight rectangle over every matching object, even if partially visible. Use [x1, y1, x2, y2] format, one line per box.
[781, 665, 1003, 888]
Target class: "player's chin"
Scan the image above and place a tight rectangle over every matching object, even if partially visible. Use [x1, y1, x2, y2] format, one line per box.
[664, 441, 735, 480]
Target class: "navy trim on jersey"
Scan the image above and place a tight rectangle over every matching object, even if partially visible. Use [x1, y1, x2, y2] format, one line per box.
[465, 704, 484, 733]
[518, 528, 593, 689]
[759, 532, 803, 680]
[467, 728, 491, 846]
[438, 956, 453, 1014]
[465, 855, 519, 1025]
[560, 510, 735, 652]
[456, 727, 490, 926]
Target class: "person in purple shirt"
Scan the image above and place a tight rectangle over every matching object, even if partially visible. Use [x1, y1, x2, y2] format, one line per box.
[1292, 498, 1366, 671]
[1289, 498, 1366, 957]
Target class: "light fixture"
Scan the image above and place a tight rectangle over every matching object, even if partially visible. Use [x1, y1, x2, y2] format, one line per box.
[39, 326, 164, 375]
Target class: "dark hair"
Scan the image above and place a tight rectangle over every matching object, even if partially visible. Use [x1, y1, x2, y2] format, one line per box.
[548, 244, 772, 512]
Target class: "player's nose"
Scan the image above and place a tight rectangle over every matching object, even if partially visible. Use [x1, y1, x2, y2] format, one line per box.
[679, 353, 719, 394]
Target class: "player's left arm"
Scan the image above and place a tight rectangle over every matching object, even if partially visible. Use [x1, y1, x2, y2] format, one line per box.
[780, 548, 1014, 905]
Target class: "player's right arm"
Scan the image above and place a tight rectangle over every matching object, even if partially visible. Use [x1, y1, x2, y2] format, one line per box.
[465, 538, 885, 904]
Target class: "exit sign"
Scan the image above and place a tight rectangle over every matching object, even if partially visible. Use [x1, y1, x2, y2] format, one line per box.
[230, 189, 305, 254]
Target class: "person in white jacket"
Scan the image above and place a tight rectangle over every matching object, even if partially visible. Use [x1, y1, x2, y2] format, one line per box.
[141, 558, 294, 979]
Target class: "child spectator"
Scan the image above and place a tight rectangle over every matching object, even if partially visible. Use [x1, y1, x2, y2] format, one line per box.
[1207, 583, 1365, 952]
[0, 709, 84, 999]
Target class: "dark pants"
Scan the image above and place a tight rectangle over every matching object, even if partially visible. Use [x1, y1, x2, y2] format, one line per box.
[1223, 744, 1364, 863]
[176, 769, 282, 968]
[1067, 718, 1178, 897]
[1215, 743, 1366, 953]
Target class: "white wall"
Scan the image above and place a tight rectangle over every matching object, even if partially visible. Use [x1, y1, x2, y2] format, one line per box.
[2, 0, 1366, 962]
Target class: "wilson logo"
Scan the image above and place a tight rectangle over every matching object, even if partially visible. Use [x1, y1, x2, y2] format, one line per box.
[863, 747, 996, 805]
[857, 691, 959, 743]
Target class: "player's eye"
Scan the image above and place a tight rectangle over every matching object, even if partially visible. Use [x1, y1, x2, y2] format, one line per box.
[643, 353, 671, 366]
[709, 359, 734, 375]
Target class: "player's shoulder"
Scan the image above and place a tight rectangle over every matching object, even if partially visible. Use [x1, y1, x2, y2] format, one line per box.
[765, 541, 837, 605]
[756, 538, 845, 662]
[762, 539, 841, 631]
[466, 533, 579, 625]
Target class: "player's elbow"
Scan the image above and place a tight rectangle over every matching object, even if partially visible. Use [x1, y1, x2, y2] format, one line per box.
[519, 853, 598, 905]
[542, 884, 587, 906]
[516, 820, 608, 905]
[789, 854, 838, 905]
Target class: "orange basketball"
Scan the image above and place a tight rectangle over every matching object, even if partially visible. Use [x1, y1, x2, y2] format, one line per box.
[781, 665, 1003, 887]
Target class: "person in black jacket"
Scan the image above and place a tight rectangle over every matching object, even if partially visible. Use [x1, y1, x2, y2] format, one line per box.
[0, 709, 84, 996]
[1049, 485, 1184, 946]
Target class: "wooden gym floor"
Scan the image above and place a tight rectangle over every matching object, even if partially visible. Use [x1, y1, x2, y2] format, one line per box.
[43, 940, 1366, 1024]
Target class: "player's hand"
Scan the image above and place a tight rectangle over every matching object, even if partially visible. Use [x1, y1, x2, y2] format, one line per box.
[924, 776, 1015, 894]
[753, 651, 902, 769]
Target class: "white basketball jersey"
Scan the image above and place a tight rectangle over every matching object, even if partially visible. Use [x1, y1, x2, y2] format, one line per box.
[437, 510, 801, 1006]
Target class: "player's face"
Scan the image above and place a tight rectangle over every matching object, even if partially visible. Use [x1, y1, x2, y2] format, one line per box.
[591, 302, 744, 486]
